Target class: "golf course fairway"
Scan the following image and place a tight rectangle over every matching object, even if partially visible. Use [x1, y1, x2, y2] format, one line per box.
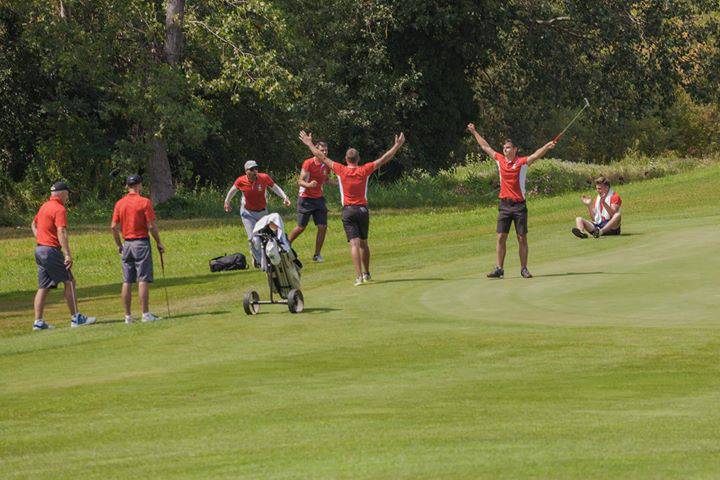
[1, 165, 719, 479]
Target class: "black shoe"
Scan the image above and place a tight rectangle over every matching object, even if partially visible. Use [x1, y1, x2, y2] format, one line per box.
[592, 228, 601, 238]
[572, 227, 588, 239]
[487, 266, 504, 279]
[521, 267, 533, 279]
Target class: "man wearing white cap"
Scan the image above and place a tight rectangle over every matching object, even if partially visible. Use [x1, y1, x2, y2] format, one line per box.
[224, 160, 291, 266]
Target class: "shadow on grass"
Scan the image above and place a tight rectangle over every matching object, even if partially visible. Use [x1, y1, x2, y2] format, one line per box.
[534, 271, 645, 278]
[373, 278, 446, 284]
[0, 272, 244, 314]
[96, 310, 232, 325]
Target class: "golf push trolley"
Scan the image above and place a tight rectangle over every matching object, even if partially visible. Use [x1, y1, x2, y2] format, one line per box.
[243, 213, 304, 315]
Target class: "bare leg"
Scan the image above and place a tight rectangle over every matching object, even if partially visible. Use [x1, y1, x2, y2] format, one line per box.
[139, 281, 150, 314]
[518, 234, 529, 270]
[360, 239, 370, 274]
[315, 225, 327, 256]
[289, 225, 305, 243]
[63, 280, 78, 316]
[34, 288, 49, 320]
[600, 213, 622, 234]
[576, 217, 595, 233]
[121, 282, 132, 316]
[349, 238, 363, 277]
[496, 233, 508, 268]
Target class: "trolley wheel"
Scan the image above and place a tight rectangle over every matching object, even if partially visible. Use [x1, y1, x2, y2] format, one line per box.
[243, 290, 260, 315]
[287, 289, 304, 314]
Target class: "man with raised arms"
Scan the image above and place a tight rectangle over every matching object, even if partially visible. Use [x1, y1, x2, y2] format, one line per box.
[467, 124, 556, 279]
[299, 131, 405, 286]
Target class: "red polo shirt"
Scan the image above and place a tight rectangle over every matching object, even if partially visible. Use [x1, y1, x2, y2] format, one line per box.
[332, 162, 376, 206]
[112, 192, 156, 239]
[34, 196, 67, 248]
[299, 157, 330, 199]
[494, 152, 529, 202]
[233, 173, 275, 211]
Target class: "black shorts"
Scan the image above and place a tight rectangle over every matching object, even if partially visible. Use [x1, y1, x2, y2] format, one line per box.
[297, 197, 328, 228]
[342, 205, 370, 241]
[497, 199, 528, 235]
[35, 246, 71, 289]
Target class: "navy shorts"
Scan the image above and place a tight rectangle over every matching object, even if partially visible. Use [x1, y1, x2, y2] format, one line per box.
[593, 220, 621, 235]
[35, 246, 71, 289]
[122, 238, 154, 283]
[297, 197, 328, 228]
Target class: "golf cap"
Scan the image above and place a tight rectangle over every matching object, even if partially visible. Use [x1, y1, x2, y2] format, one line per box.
[126, 174, 143, 186]
[50, 181, 70, 193]
[244, 160, 259, 170]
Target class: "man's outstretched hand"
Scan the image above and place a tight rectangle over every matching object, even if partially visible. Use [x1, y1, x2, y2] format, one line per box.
[299, 131, 313, 147]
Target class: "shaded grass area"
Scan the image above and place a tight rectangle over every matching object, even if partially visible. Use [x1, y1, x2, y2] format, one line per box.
[0, 165, 719, 478]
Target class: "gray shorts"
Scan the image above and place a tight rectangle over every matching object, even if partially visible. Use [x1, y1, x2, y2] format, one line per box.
[122, 238, 154, 283]
[35, 246, 71, 289]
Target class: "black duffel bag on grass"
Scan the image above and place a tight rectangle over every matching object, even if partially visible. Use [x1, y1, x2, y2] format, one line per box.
[209, 253, 248, 272]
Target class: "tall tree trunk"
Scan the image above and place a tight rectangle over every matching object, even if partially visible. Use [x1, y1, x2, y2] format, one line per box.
[148, 0, 185, 205]
[164, 0, 185, 65]
[149, 136, 175, 205]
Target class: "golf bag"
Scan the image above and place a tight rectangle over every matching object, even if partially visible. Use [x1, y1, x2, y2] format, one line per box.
[209, 252, 248, 272]
[243, 213, 304, 314]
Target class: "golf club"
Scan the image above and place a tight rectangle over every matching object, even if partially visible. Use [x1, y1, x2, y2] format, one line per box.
[159, 249, 171, 318]
[67, 269, 79, 315]
[553, 97, 590, 142]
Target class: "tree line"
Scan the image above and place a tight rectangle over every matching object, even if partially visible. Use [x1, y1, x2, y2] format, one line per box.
[1, 0, 718, 209]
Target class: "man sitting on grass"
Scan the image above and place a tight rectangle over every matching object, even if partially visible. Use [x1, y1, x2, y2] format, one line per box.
[572, 176, 622, 239]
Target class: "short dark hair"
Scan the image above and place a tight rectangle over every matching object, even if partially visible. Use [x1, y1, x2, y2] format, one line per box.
[503, 138, 515, 147]
[595, 176, 610, 187]
[316, 141, 328, 149]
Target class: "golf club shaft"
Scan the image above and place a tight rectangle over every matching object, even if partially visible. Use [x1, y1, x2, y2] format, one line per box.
[159, 250, 171, 318]
[68, 269, 79, 315]
[553, 99, 590, 142]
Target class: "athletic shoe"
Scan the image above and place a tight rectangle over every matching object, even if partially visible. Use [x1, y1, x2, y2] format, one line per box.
[521, 268, 533, 279]
[362, 273, 372, 283]
[571, 227, 588, 239]
[124, 315, 135, 324]
[312, 254, 324, 263]
[354, 276, 364, 287]
[486, 266, 504, 279]
[592, 228, 602, 238]
[142, 312, 161, 323]
[71, 313, 97, 328]
[33, 320, 54, 331]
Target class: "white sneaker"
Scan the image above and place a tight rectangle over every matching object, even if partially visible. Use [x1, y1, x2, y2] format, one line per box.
[312, 254, 324, 263]
[362, 273, 372, 283]
[354, 276, 364, 287]
[71, 314, 97, 328]
[142, 312, 161, 323]
[125, 315, 135, 324]
[33, 320, 55, 331]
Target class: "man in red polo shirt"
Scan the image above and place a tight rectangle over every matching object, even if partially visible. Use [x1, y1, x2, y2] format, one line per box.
[224, 160, 291, 266]
[467, 124, 556, 279]
[288, 141, 334, 262]
[299, 130, 405, 286]
[111, 174, 165, 323]
[31, 181, 97, 330]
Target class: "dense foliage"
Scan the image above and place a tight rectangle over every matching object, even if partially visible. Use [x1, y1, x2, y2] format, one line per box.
[1, 0, 718, 215]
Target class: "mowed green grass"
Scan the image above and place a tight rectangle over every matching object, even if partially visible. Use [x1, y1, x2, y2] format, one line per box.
[1, 166, 719, 479]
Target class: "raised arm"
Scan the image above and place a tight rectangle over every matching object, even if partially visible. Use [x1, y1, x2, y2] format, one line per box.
[467, 123, 497, 158]
[374, 133, 405, 169]
[299, 131, 333, 170]
[526, 140, 557, 166]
